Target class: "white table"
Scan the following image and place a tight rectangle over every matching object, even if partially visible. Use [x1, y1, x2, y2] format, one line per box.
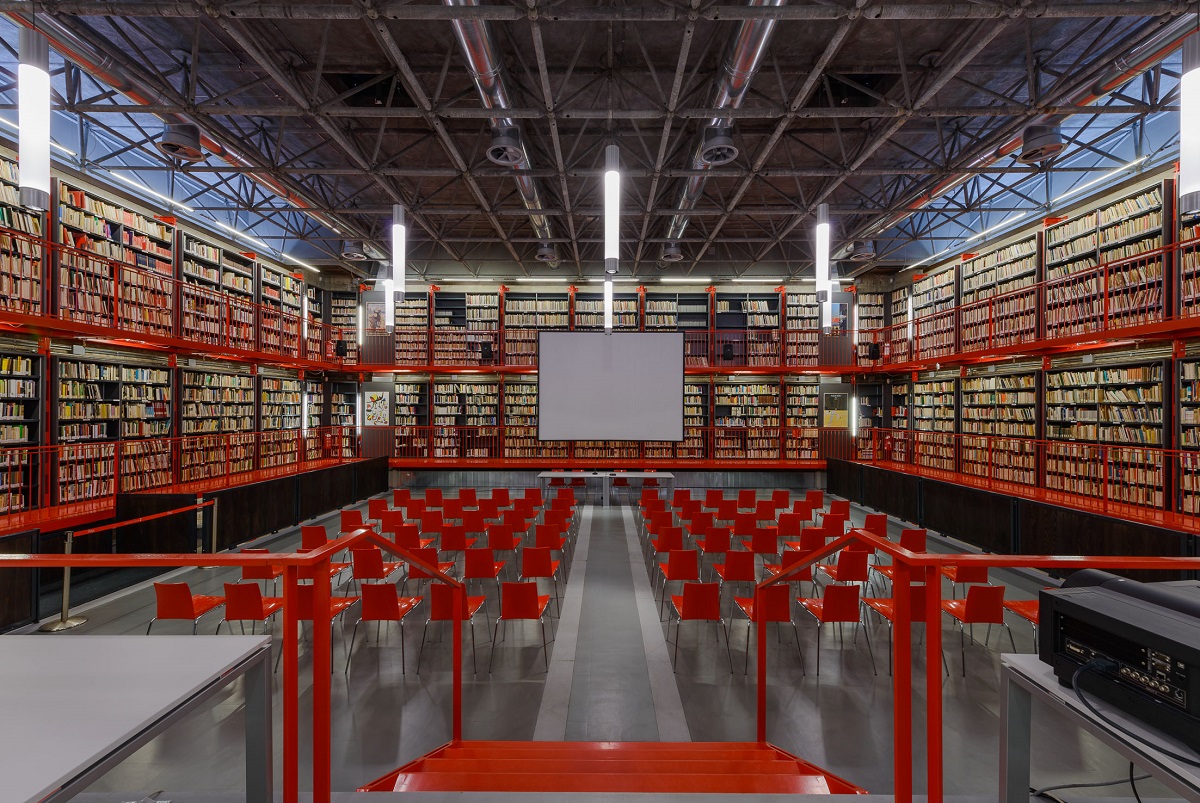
[0, 635, 272, 803]
[1000, 653, 1200, 802]
[538, 471, 675, 508]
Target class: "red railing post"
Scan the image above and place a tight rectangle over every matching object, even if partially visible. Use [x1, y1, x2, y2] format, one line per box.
[892, 557, 913, 800]
[452, 584, 463, 742]
[312, 554, 332, 799]
[282, 564, 299, 803]
[925, 562, 943, 802]
[755, 584, 768, 742]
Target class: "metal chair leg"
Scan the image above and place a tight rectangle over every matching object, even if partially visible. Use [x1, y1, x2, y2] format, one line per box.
[862, 623, 877, 676]
[960, 621, 967, 677]
[416, 621, 430, 675]
[488, 618, 502, 673]
[1005, 622, 1017, 652]
[541, 620, 549, 672]
[146, 619, 156, 636]
[793, 622, 805, 676]
[721, 620, 733, 673]
[816, 622, 822, 676]
[344, 620, 362, 674]
[400, 621, 406, 675]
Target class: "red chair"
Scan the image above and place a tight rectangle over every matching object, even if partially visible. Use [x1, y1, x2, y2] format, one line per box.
[777, 512, 805, 541]
[458, 488, 478, 507]
[695, 525, 732, 575]
[784, 525, 828, 555]
[403, 547, 456, 593]
[502, 508, 533, 536]
[740, 528, 780, 568]
[713, 549, 756, 597]
[548, 476, 567, 488]
[862, 582, 927, 674]
[344, 582, 421, 674]
[402, 498, 426, 521]
[1003, 598, 1040, 644]
[486, 523, 522, 576]
[554, 488, 577, 506]
[762, 549, 814, 596]
[642, 476, 660, 489]
[676, 499, 704, 525]
[389, 522, 435, 551]
[418, 582, 491, 675]
[731, 512, 758, 540]
[821, 499, 850, 522]
[420, 510, 446, 538]
[378, 509, 408, 538]
[798, 583, 875, 676]
[240, 548, 283, 594]
[440, 525, 479, 567]
[464, 547, 506, 598]
[684, 511, 714, 541]
[392, 488, 411, 508]
[147, 582, 224, 634]
[340, 508, 366, 534]
[791, 499, 817, 522]
[295, 548, 350, 585]
[657, 549, 700, 619]
[522, 487, 543, 508]
[942, 583, 1014, 675]
[520, 546, 564, 615]
[703, 489, 724, 510]
[424, 488, 443, 508]
[489, 581, 553, 673]
[476, 497, 502, 522]
[871, 528, 927, 587]
[219, 582, 284, 635]
[670, 488, 692, 509]
[441, 497, 464, 523]
[568, 477, 588, 502]
[367, 498, 389, 523]
[863, 513, 888, 538]
[815, 549, 869, 591]
[770, 490, 790, 510]
[647, 525, 684, 568]
[301, 525, 329, 551]
[819, 512, 848, 537]
[667, 582, 732, 673]
[804, 490, 824, 510]
[734, 584, 804, 675]
[753, 500, 777, 525]
[350, 546, 404, 591]
[714, 499, 739, 524]
[461, 509, 489, 536]
[490, 488, 510, 507]
[941, 564, 989, 598]
[736, 489, 757, 510]
[292, 583, 361, 672]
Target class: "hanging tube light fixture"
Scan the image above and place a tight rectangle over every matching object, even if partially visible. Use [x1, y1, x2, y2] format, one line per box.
[18, 27, 51, 211]
[814, 203, 832, 329]
[604, 144, 620, 334]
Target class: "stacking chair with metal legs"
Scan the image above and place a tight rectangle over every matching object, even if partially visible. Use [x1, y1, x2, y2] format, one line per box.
[147, 582, 225, 635]
[489, 581, 553, 674]
[344, 582, 421, 674]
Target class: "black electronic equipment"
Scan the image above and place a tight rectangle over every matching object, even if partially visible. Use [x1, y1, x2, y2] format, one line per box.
[335, 339, 349, 357]
[867, 342, 881, 360]
[722, 343, 734, 361]
[481, 341, 494, 361]
[1040, 569, 1200, 751]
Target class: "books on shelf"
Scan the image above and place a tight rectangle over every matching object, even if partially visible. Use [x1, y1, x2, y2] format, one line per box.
[432, 378, 499, 458]
[960, 371, 1036, 485]
[785, 292, 819, 368]
[784, 379, 819, 460]
[713, 380, 779, 460]
[393, 378, 429, 458]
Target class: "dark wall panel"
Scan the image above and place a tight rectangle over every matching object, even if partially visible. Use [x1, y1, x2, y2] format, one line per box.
[827, 459, 862, 501]
[299, 463, 357, 522]
[922, 480, 1013, 555]
[207, 476, 298, 551]
[862, 465, 920, 523]
[356, 457, 389, 500]
[1018, 500, 1192, 581]
[115, 493, 197, 554]
[0, 530, 36, 631]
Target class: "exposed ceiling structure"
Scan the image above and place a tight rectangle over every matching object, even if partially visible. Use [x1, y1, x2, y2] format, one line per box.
[0, 1, 1192, 284]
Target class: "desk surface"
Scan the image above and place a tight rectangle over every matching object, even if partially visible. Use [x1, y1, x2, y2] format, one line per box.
[537, 471, 675, 479]
[0, 635, 270, 803]
[1003, 653, 1200, 797]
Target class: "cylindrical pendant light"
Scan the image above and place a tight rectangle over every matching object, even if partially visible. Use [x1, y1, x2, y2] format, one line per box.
[1182, 33, 1200, 214]
[604, 144, 620, 275]
[604, 279, 614, 334]
[814, 203, 832, 328]
[387, 204, 406, 331]
[19, 27, 51, 211]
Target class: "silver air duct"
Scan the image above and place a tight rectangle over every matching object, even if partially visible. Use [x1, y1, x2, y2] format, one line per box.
[661, 0, 786, 261]
[444, 0, 558, 265]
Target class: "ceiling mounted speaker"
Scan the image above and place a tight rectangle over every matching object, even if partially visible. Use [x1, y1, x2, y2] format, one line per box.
[846, 240, 875, 261]
[156, 123, 204, 163]
[661, 244, 684, 262]
[1016, 123, 1064, 164]
[341, 240, 369, 260]
[487, 126, 525, 166]
[535, 244, 558, 263]
[700, 127, 738, 166]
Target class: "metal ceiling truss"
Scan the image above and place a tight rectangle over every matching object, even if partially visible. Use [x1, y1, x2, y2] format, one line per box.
[0, 1, 1192, 280]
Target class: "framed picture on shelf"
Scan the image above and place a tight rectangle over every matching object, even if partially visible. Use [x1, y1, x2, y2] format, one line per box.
[364, 391, 390, 426]
[365, 301, 385, 330]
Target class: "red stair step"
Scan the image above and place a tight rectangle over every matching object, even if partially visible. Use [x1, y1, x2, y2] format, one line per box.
[413, 757, 808, 774]
[388, 771, 834, 794]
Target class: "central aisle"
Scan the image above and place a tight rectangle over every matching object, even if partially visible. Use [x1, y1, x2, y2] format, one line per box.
[535, 505, 689, 741]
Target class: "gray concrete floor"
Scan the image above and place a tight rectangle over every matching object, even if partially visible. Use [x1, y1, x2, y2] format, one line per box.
[17, 490, 1186, 800]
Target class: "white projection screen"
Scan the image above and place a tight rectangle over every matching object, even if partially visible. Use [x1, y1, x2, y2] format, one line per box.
[538, 331, 684, 442]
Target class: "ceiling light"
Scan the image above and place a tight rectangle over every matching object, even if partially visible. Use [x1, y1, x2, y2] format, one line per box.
[0, 115, 74, 156]
[964, 212, 1028, 244]
[730, 277, 783, 283]
[1051, 156, 1148, 205]
[660, 276, 711, 283]
[604, 143, 620, 276]
[212, 220, 271, 252]
[604, 279, 613, 334]
[815, 203, 832, 328]
[282, 253, 319, 273]
[1183, 35, 1200, 214]
[388, 204, 405, 331]
[586, 276, 636, 283]
[110, 171, 195, 212]
[18, 28, 50, 211]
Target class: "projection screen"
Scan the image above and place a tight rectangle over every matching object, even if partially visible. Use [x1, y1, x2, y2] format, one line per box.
[538, 331, 684, 442]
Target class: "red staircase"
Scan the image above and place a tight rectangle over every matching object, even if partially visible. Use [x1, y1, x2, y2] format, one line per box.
[360, 740, 867, 794]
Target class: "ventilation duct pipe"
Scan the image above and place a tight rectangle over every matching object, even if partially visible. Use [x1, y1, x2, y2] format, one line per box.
[661, 0, 786, 260]
[444, 0, 558, 264]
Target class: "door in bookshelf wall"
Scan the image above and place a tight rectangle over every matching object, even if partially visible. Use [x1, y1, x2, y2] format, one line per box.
[395, 293, 429, 365]
[959, 370, 1037, 486]
[179, 368, 255, 483]
[575, 292, 639, 331]
[784, 379, 819, 460]
[785, 292, 819, 368]
[911, 267, 956, 360]
[959, 235, 1038, 351]
[394, 377, 429, 459]
[56, 179, 176, 337]
[1044, 362, 1165, 507]
[715, 293, 780, 367]
[259, 373, 301, 468]
[432, 378, 499, 458]
[0, 155, 44, 314]
[713, 379, 780, 460]
[911, 378, 956, 471]
[304, 379, 326, 461]
[504, 292, 568, 366]
[1044, 182, 1168, 339]
[0, 352, 39, 512]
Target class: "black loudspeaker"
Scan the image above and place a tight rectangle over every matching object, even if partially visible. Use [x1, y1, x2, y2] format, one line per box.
[481, 341, 494, 361]
[722, 343, 734, 361]
[816, 289, 828, 302]
[335, 340, 349, 357]
[867, 342, 881, 360]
